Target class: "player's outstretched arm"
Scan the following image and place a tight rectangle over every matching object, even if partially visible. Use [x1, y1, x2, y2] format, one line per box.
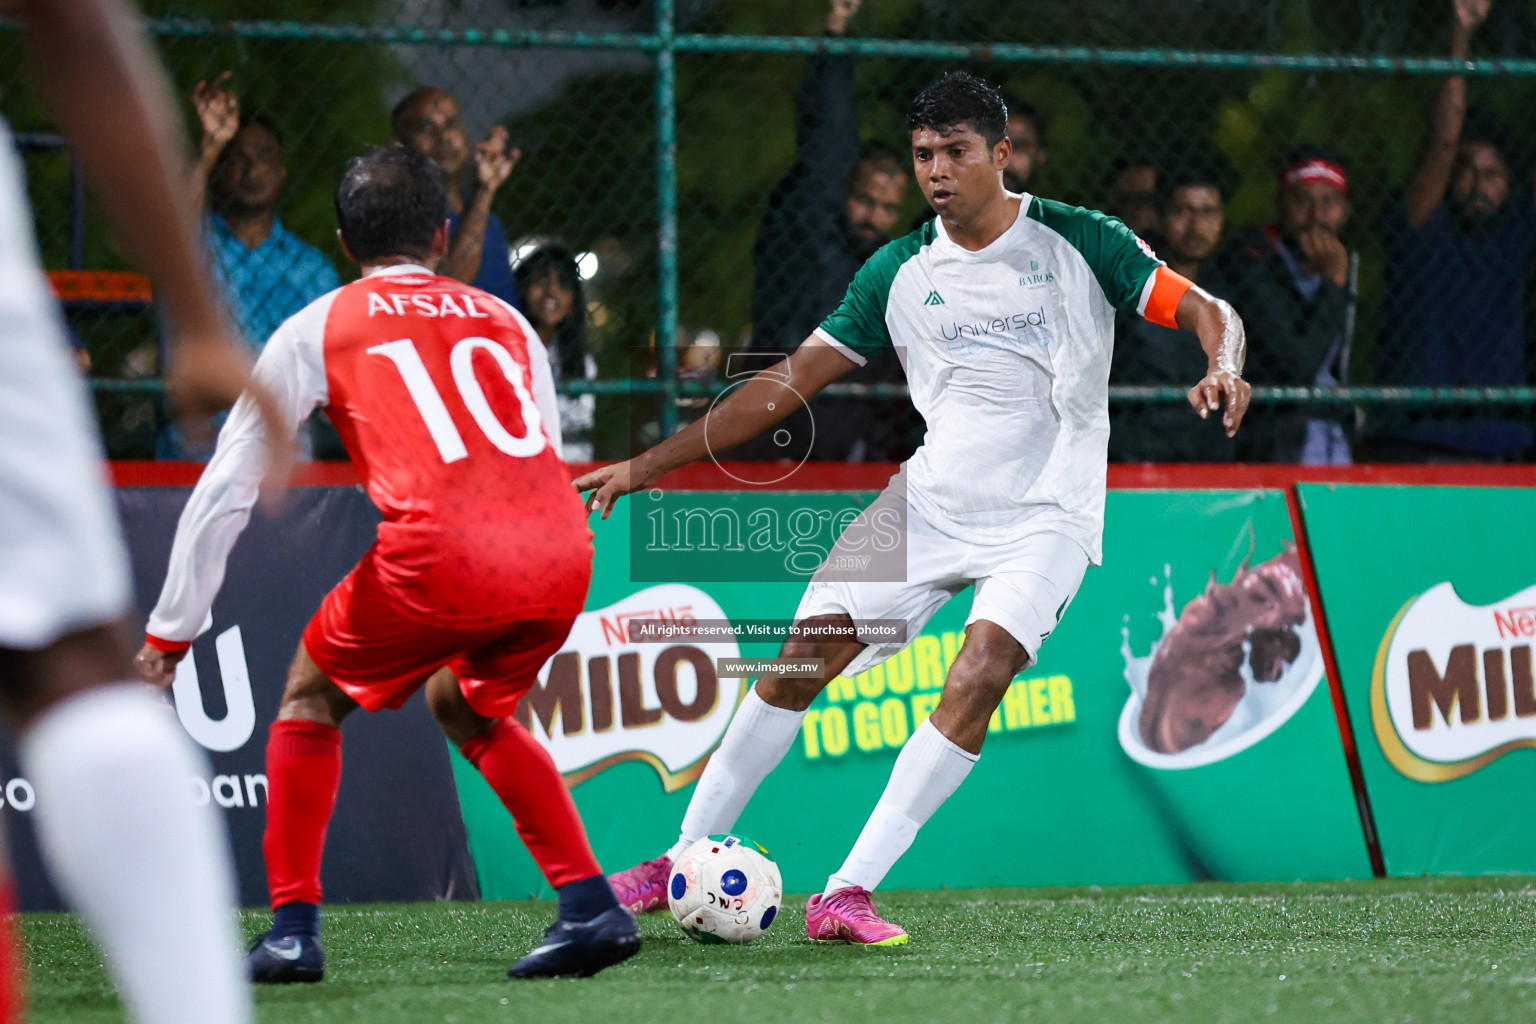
[574, 335, 856, 517]
[14, 0, 292, 497]
[134, 314, 326, 687]
[1178, 285, 1252, 438]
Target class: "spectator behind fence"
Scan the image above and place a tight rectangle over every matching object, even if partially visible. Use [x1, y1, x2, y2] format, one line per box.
[1105, 155, 1160, 240]
[165, 72, 339, 459]
[1110, 158, 1237, 462]
[517, 246, 596, 462]
[1374, 0, 1533, 462]
[393, 86, 522, 310]
[1001, 92, 1047, 192]
[1218, 147, 1354, 464]
[189, 73, 340, 354]
[746, 0, 912, 462]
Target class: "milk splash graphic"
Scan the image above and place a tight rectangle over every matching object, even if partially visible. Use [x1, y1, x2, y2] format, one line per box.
[1118, 564, 1325, 770]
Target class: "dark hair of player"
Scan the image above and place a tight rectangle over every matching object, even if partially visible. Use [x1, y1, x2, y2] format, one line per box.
[1158, 154, 1235, 207]
[334, 144, 448, 263]
[1000, 91, 1048, 147]
[515, 245, 589, 379]
[907, 71, 1008, 148]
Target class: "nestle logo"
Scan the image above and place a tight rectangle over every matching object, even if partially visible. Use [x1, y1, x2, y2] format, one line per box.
[601, 605, 696, 646]
[1494, 605, 1536, 638]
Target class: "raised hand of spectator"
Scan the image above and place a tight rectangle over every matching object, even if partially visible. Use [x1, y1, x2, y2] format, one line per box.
[826, 0, 862, 35]
[1454, 0, 1492, 35]
[192, 71, 239, 151]
[474, 125, 519, 197]
[1295, 226, 1349, 288]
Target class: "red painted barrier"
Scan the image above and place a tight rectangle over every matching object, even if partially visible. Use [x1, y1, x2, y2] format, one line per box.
[110, 460, 1536, 491]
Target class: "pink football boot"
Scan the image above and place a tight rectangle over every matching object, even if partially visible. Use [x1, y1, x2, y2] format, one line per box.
[607, 855, 673, 915]
[805, 886, 909, 946]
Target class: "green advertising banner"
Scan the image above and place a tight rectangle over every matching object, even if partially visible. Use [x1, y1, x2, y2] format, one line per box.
[456, 489, 1371, 898]
[1298, 484, 1536, 876]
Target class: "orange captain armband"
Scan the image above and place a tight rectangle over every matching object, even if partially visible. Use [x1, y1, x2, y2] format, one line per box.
[1141, 265, 1193, 329]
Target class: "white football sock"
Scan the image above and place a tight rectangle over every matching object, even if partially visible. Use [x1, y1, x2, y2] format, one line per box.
[665, 687, 805, 862]
[825, 719, 977, 896]
[21, 684, 249, 1024]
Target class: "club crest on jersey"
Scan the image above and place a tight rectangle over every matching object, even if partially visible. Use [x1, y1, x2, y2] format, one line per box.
[514, 584, 744, 790]
[366, 291, 492, 319]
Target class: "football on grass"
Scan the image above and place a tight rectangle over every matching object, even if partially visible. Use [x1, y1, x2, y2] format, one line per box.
[667, 833, 783, 944]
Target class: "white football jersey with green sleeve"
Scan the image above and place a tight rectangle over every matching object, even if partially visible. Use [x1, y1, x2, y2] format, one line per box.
[813, 193, 1171, 563]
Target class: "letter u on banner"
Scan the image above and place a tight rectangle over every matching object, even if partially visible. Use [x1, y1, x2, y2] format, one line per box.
[171, 626, 257, 752]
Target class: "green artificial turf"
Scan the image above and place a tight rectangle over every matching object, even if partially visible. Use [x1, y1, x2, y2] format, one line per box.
[22, 877, 1536, 1023]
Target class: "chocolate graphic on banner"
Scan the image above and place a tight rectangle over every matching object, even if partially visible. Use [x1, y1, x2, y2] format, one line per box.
[1138, 547, 1309, 754]
[1120, 544, 1325, 772]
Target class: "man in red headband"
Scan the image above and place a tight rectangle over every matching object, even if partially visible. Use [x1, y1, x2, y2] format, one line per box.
[1217, 145, 1355, 464]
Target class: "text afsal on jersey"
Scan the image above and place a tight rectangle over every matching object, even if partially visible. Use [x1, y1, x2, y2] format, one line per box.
[366, 292, 492, 319]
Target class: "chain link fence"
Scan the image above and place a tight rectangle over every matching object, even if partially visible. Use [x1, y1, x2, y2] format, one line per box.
[6, 0, 1536, 462]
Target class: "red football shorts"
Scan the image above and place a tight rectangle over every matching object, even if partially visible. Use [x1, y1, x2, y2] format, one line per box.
[302, 554, 581, 718]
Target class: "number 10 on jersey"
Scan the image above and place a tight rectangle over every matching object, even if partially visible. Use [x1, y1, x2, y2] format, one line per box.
[369, 336, 546, 463]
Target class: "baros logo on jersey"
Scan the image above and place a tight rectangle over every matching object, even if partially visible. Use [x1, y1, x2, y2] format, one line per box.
[1373, 581, 1536, 782]
[514, 584, 743, 790]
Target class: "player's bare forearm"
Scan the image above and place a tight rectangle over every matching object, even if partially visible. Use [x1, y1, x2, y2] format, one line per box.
[134, 645, 186, 688]
[575, 335, 857, 516]
[18, 0, 225, 341]
[1176, 285, 1251, 437]
[441, 189, 493, 284]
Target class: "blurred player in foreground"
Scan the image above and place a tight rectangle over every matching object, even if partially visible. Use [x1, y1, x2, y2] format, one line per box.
[0, 1, 298, 1021]
[135, 145, 639, 982]
[585, 72, 1251, 945]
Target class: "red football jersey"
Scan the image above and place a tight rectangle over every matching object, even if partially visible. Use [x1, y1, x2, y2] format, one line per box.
[145, 265, 594, 646]
[322, 271, 593, 624]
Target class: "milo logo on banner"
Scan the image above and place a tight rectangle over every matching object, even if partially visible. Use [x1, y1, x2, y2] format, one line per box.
[1373, 581, 1536, 782]
[515, 584, 742, 790]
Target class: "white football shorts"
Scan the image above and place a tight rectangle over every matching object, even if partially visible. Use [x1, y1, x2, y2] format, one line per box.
[795, 480, 1090, 678]
[0, 127, 132, 650]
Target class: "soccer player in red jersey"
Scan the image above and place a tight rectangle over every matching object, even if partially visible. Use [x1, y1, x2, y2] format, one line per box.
[135, 145, 639, 982]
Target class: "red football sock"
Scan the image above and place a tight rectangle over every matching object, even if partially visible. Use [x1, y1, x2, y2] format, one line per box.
[263, 719, 343, 909]
[460, 717, 601, 888]
[0, 877, 21, 1024]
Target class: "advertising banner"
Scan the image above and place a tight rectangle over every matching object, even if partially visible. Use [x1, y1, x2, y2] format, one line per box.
[457, 489, 1371, 898]
[0, 487, 480, 911]
[1298, 484, 1536, 875]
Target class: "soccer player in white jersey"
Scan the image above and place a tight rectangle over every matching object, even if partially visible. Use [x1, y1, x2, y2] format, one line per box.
[583, 72, 1252, 944]
[0, 1, 289, 1021]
